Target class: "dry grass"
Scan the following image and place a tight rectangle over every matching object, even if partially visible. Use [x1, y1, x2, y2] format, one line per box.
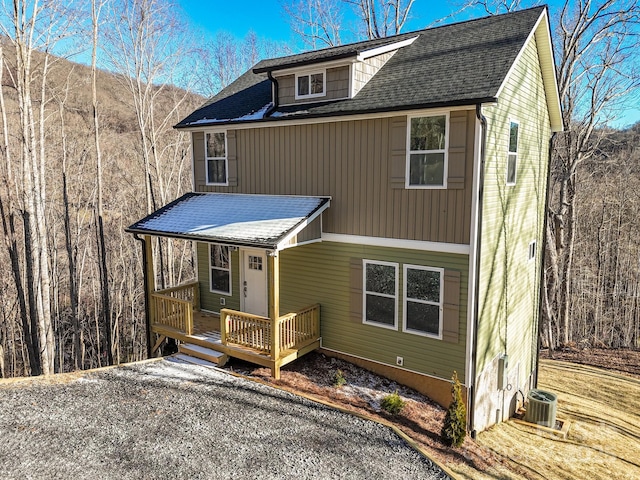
[477, 359, 640, 480]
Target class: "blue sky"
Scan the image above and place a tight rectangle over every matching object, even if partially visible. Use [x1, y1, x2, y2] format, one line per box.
[177, 1, 467, 45]
[176, 0, 639, 128]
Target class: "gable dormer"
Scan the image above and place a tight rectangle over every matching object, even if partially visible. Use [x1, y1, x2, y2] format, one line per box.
[275, 63, 351, 105]
[254, 36, 418, 107]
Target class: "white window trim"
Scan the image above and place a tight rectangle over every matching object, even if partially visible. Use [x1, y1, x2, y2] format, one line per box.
[294, 69, 326, 100]
[402, 264, 444, 339]
[506, 119, 519, 186]
[209, 243, 232, 295]
[205, 130, 228, 186]
[362, 259, 398, 330]
[405, 112, 450, 189]
[528, 240, 537, 262]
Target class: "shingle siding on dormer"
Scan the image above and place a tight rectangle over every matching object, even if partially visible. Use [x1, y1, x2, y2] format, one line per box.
[352, 51, 396, 97]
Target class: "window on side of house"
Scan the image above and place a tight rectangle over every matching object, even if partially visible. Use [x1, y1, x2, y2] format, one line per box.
[403, 265, 443, 338]
[209, 244, 231, 294]
[295, 70, 325, 99]
[363, 260, 398, 329]
[507, 120, 519, 185]
[407, 114, 448, 188]
[205, 131, 227, 185]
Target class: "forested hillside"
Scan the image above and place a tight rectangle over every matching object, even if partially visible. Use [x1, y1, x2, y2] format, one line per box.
[565, 123, 640, 348]
[1, 0, 639, 379]
[0, 7, 204, 376]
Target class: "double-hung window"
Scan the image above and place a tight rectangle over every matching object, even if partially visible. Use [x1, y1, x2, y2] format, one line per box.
[507, 120, 519, 185]
[403, 265, 443, 338]
[363, 260, 398, 329]
[209, 244, 231, 294]
[407, 114, 448, 188]
[205, 131, 227, 185]
[295, 70, 325, 99]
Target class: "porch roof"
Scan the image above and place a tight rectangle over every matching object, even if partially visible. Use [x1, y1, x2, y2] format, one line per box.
[126, 192, 330, 250]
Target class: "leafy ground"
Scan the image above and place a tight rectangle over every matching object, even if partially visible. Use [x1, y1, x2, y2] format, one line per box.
[229, 348, 640, 479]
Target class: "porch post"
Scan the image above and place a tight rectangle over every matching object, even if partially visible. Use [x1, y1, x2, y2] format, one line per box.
[144, 235, 156, 357]
[268, 251, 280, 377]
[268, 251, 280, 321]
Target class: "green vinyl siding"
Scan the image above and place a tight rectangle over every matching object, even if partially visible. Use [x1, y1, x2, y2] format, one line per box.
[476, 34, 551, 384]
[279, 241, 469, 383]
[196, 243, 240, 313]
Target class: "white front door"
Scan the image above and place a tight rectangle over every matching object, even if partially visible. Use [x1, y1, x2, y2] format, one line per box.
[241, 249, 268, 317]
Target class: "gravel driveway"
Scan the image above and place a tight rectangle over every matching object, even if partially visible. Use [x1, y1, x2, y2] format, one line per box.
[0, 358, 450, 479]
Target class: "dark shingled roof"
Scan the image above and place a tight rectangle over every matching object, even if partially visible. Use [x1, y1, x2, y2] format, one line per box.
[175, 6, 545, 128]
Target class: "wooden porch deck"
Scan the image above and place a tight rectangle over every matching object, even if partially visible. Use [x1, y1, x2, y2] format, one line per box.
[149, 281, 321, 378]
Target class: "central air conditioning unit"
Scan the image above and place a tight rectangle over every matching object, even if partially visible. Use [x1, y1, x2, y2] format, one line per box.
[524, 389, 558, 428]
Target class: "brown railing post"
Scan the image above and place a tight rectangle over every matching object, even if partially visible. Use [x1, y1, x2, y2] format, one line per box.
[185, 307, 193, 336]
[272, 316, 280, 361]
[193, 282, 200, 311]
[220, 309, 228, 346]
[314, 304, 320, 337]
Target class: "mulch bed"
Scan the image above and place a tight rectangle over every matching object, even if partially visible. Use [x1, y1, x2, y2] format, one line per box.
[226, 352, 521, 476]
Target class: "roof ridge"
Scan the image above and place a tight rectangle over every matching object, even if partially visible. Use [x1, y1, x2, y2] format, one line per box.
[253, 5, 547, 73]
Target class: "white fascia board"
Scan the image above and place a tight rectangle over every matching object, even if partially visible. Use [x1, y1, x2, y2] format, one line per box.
[535, 11, 563, 132]
[495, 9, 562, 132]
[276, 199, 331, 251]
[182, 105, 477, 134]
[322, 233, 470, 255]
[356, 36, 419, 61]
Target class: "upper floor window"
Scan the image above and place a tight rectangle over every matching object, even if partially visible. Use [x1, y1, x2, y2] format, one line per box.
[507, 120, 519, 185]
[406, 114, 448, 188]
[295, 70, 325, 99]
[403, 265, 443, 338]
[206, 131, 227, 185]
[363, 260, 398, 330]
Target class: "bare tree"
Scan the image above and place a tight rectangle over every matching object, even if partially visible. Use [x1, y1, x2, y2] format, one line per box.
[455, 1, 640, 349]
[196, 31, 291, 97]
[284, 0, 414, 47]
[544, 0, 640, 348]
[91, 0, 113, 365]
[0, 0, 74, 375]
[0, 43, 39, 375]
[283, 0, 343, 48]
[346, 0, 415, 39]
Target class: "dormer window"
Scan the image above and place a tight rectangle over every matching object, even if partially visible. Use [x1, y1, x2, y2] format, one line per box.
[295, 70, 325, 99]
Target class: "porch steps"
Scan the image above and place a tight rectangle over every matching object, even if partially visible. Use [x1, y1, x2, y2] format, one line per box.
[171, 353, 219, 368]
[178, 343, 228, 367]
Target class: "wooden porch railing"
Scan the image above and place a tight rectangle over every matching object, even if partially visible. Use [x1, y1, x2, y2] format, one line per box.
[151, 280, 199, 336]
[278, 304, 320, 351]
[221, 310, 273, 354]
[151, 293, 193, 335]
[220, 304, 320, 359]
[157, 280, 200, 309]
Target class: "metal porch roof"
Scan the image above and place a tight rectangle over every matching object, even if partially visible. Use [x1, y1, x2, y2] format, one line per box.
[126, 192, 330, 249]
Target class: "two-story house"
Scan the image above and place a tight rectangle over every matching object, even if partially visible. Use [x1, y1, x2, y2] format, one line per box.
[127, 6, 562, 433]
